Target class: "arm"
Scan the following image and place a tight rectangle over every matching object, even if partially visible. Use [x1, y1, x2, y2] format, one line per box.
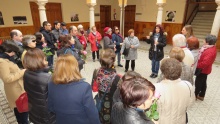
[88, 33, 95, 44]
[83, 84, 101, 124]
[197, 51, 216, 69]
[112, 34, 119, 45]
[0, 61, 25, 84]
[120, 40, 126, 53]
[132, 37, 140, 49]
[157, 35, 167, 48]
[146, 36, 152, 44]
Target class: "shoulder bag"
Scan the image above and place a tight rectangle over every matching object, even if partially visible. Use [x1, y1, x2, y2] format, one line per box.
[122, 38, 131, 56]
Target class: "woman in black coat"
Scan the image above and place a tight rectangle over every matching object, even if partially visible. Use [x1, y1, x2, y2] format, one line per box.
[23, 48, 55, 124]
[111, 77, 155, 124]
[146, 24, 166, 78]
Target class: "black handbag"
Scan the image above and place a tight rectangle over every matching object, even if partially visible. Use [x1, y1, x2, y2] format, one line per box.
[122, 47, 130, 56]
[96, 42, 102, 49]
[194, 68, 202, 76]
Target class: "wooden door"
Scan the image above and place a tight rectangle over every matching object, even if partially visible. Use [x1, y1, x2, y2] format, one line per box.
[124, 5, 136, 37]
[30, 2, 63, 32]
[100, 5, 111, 35]
[30, 2, 41, 32]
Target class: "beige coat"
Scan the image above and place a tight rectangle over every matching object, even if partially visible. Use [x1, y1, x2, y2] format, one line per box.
[0, 58, 25, 109]
[155, 79, 195, 124]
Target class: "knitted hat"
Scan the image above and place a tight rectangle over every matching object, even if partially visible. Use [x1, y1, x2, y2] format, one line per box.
[104, 27, 112, 33]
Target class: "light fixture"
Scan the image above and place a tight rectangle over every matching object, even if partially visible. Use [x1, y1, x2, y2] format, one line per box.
[86, 0, 96, 4]
[157, 0, 166, 3]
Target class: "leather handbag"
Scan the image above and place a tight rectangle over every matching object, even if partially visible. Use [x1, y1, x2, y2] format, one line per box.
[15, 92, 28, 113]
[122, 47, 130, 56]
[96, 42, 102, 49]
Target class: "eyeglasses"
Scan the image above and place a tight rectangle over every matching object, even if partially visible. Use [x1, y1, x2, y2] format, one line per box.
[115, 29, 119, 30]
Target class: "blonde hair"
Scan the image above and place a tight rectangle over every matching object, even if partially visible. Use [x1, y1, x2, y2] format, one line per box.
[52, 54, 82, 84]
[169, 47, 185, 62]
[184, 25, 194, 39]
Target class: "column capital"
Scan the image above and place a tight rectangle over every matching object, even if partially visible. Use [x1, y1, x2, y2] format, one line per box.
[36, 0, 48, 10]
[119, 5, 127, 8]
[87, 3, 96, 7]
[216, 0, 220, 10]
[156, 3, 166, 7]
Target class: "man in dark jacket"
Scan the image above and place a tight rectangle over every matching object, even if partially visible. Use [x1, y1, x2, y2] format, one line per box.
[69, 26, 83, 51]
[52, 21, 62, 41]
[40, 21, 56, 66]
[10, 29, 24, 68]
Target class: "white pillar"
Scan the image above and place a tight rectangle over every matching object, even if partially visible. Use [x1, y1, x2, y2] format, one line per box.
[211, 0, 220, 37]
[156, 3, 166, 25]
[89, 5, 96, 28]
[36, 0, 48, 25]
[120, 6, 123, 33]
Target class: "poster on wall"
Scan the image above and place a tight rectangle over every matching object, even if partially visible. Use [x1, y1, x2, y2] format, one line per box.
[13, 16, 27, 24]
[71, 13, 79, 22]
[0, 11, 4, 25]
[165, 11, 176, 22]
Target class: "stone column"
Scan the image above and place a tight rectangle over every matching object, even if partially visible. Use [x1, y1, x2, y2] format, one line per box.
[156, 3, 166, 25]
[87, 2, 96, 28]
[120, 6, 123, 33]
[36, 0, 48, 25]
[211, 0, 220, 37]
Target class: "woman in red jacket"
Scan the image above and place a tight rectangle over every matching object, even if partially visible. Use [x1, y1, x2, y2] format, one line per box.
[195, 35, 217, 101]
[88, 26, 102, 62]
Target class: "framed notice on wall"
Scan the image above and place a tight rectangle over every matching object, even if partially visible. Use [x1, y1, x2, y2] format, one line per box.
[13, 16, 27, 24]
[165, 11, 176, 22]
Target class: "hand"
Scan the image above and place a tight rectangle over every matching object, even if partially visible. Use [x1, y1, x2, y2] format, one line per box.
[114, 41, 116, 44]
[154, 41, 158, 45]
[130, 45, 134, 48]
[146, 36, 150, 39]
[120, 43, 123, 45]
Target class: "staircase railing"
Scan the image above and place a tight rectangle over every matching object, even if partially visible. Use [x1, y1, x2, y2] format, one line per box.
[185, 3, 199, 25]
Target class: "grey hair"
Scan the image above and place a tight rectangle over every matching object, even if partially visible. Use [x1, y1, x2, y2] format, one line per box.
[205, 35, 217, 45]
[172, 34, 186, 47]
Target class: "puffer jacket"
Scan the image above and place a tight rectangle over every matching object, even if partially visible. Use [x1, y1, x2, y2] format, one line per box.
[57, 47, 85, 71]
[111, 102, 154, 124]
[155, 79, 195, 124]
[23, 69, 56, 124]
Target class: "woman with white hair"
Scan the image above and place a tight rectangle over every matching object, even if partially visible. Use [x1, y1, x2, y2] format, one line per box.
[77, 24, 87, 50]
[103, 27, 115, 50]
[172, 34, 194, 67]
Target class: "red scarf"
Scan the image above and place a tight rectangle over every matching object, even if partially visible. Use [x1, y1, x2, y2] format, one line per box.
[104, 33, 112, 39]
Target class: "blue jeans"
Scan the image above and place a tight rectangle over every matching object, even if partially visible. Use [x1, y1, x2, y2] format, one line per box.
[116, 52, 121, 65]
[47, 55, 54, 67]
[151, 54, 160, 75]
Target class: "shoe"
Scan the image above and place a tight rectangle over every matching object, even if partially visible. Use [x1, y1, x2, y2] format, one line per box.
[118, 64, 123, 67]
[150, 74, 154, 78]
[93, 59, 95, 62]
[197, 95, 204, 101]
[152, 74, 158, 78]
[125, 70, 128, 72]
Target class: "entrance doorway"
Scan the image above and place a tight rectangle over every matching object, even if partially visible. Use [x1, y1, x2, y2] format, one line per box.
[124, 5, 136, 37]
[30, 2, 63, 32]
[100, 5, 111, 35]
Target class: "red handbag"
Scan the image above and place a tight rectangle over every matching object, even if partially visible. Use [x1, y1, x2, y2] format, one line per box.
[15, 92, 28, 113]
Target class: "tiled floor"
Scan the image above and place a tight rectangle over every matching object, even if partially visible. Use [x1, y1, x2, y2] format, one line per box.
[0, 41, 220, 124]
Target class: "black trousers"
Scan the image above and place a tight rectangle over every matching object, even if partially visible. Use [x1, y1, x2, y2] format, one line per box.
[125, 60, 135, 71]
[14, 108, 29, 124]
[92, 50, 99, 60]
[195, 73, 208, 97]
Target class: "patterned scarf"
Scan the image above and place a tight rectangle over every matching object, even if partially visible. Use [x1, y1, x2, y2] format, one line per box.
[198, 45, 215, 60]
[104, 33, 112, 39]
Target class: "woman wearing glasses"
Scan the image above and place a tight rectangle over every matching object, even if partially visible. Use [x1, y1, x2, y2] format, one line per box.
[112, 26, 123, 67]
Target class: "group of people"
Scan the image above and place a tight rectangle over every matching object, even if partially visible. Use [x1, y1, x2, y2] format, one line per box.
[0, 21, 218, 124]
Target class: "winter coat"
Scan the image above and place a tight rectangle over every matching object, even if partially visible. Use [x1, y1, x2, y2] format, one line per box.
[197, 46, 217, 74]
[73, 36, 83, 51]
[0, 58, 25, 109]
[182, 48, 194, 67]
[155, 79, 195, 124]
[88, 31, 102, 52]
[23, 69, 56, 124]
[112, 33, 123, 53]
[103, 36, 114, 49]
[146, 34, 166, 61]
[111, 102, 154, 124]
[51, 29, 62, 41]
[41, 29, 56, 54]
[48, 80, 100, 124]
[120, 36, 140, 60]
[57, 47, 85, 71]
[77, 33, 87, 50]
